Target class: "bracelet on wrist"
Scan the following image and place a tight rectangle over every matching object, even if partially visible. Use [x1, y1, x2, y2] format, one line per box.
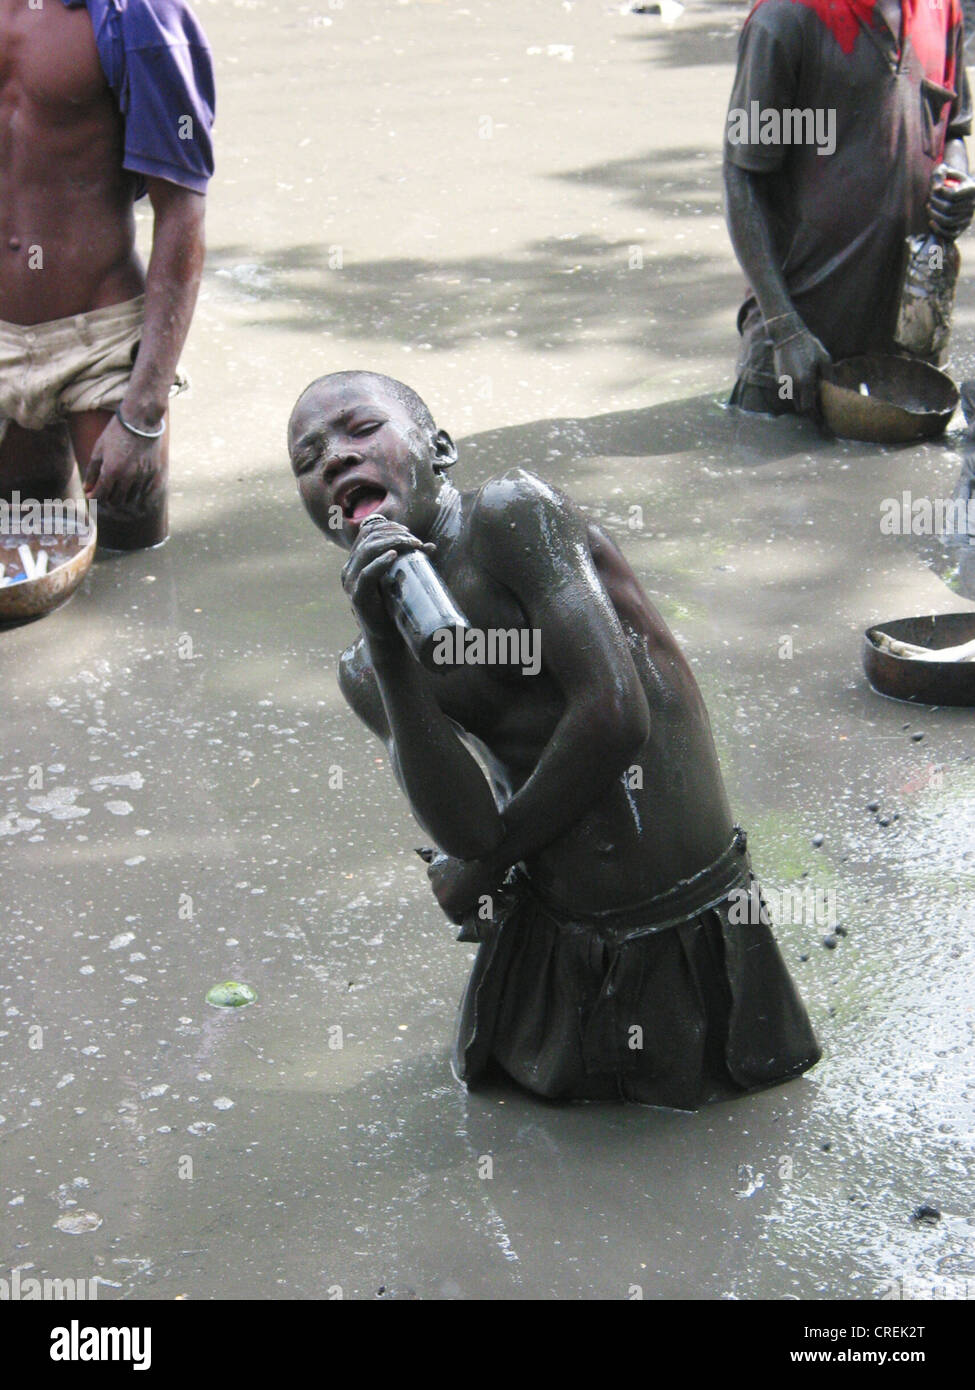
[765, 310, 799, 326]
[115, 407, 166, 440]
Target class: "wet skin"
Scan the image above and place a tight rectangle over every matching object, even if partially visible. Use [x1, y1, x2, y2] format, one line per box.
[0, 0, 206, 549]
[290, 376, 737, 921]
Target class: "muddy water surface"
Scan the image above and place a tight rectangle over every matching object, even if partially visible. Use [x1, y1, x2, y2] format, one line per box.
[1, 0, 973, 1300]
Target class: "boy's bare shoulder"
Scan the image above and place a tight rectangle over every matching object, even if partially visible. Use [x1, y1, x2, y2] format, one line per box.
[472, 466, 564, 513]
[468, 468, 583, 556]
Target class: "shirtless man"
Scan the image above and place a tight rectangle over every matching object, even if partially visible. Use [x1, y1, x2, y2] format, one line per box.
[289, 371, 820, 1108]
[0, 0, 215, 550]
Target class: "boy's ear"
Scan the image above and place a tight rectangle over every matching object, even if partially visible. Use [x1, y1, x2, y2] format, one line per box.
[432, 429, 458, 470]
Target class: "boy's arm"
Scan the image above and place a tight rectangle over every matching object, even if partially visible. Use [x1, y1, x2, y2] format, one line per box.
[467, 471, 650, 878]
[337, 638, 405, 791]
[339, 525, 505, 862]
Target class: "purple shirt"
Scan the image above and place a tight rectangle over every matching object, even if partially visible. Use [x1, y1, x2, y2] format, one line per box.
[63, 0, 215, 195]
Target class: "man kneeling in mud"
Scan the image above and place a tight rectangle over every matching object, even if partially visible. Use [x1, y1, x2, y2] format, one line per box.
[289, 371, 820, 1108]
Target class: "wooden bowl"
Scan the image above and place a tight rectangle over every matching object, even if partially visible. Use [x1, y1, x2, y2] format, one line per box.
[820, 355, 959, 443]
[863, 612, 975, 706]
[0, 513, 96, 624]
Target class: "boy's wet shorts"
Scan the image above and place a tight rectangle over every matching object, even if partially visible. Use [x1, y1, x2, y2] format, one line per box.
[453, 830, 821, 1109]
[0, 297, 186, 445]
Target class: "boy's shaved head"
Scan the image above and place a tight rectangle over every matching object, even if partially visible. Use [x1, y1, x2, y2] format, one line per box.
[291, 370, 438, 438]
[288, 368, 459, 546]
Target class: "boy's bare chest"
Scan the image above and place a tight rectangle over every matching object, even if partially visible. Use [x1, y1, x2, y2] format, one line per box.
[418, 555, 561, 748]
[439, 551, 527, 637]
[0, 5, 109, 119]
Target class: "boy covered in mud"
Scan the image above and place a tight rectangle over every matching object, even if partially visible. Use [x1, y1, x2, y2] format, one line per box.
[289, 371, 820, 1108]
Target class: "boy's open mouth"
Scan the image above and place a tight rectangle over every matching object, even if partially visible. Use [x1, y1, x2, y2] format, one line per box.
[337, 482, 388, 522]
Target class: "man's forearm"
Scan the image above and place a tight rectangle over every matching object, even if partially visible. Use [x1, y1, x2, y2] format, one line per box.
[724, 161, 797, 330]
[122, 184, 206, 430]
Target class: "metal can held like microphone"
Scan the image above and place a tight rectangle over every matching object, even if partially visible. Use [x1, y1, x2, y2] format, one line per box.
[379, 548, 470, 672]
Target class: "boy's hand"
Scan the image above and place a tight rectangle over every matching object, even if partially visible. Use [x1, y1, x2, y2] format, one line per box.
[423, 850, 499, 926]
[340, 517, 432, 645]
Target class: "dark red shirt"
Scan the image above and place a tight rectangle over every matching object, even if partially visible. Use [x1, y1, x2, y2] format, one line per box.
[725, 0, 972, 376]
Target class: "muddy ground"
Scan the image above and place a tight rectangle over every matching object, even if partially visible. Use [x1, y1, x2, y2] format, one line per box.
[1, 0, 973, 1300]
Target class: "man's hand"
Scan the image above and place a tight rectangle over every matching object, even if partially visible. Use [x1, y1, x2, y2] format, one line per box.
[772, 323, 831, 416]
[83, 414, 166, 514]
[423, 849, 500, 926]
[927, 164, 975, 239]
[341, 516, 433, 645]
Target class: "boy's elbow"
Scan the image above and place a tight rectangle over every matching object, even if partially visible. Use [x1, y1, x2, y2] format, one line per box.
[436, 829, 501, 863]
[429, 810, 504, 865]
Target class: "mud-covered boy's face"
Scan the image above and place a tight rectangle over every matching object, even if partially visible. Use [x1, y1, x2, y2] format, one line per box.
[288, 380, 453, 549]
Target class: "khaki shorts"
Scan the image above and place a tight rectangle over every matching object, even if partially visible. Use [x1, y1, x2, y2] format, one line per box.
[0, 297, 185, 445]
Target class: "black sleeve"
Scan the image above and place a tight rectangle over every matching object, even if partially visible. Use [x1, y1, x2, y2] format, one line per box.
[724, 1, 805, 174]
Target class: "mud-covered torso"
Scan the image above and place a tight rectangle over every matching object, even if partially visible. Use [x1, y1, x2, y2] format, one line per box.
[0, 0, 143, 324]
[347, 500, 736, 914]
[523, 528, 735, 912]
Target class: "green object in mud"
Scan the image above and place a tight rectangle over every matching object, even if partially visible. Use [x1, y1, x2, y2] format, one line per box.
[206, 981, 258, 1009]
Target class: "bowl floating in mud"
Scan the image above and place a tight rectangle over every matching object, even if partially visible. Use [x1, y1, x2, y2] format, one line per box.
[0, 515, 96, 624]
[864, 612, 975, 706]
[819, 355, 959, 443]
